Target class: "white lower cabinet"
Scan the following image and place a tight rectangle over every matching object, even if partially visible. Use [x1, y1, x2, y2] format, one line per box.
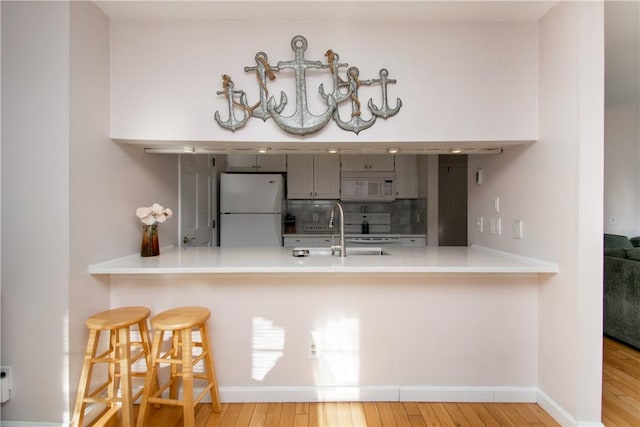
[284, 235, 426, 247]
[283, 236, 334, 247]
[399, 237, 426, 246]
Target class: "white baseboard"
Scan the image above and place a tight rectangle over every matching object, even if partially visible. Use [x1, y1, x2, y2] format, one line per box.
[220, 386, 399, 402]
[0, 422, 66, 427]
[218, 385, 538, 404]
[536, 389, 605, 427]
[400, 385, 537, 402]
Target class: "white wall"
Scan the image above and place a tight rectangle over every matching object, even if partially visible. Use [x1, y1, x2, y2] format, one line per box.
[468, 2, 604, 424]
[603, 1, 640, 237]
[110, 20, 538, 143]
[1, 2, 71, 422]
[111, 273, 540, 400]
[1, 2, 180, 423]
[68, 0, 179, 419]
[605, 106, 640, 236]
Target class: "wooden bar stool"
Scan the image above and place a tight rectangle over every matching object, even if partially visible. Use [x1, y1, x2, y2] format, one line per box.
[136, 306, 221, 427]
[72, 306, 153, 427]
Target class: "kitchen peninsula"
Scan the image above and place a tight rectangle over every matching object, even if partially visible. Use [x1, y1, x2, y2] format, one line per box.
[90, 245, 557, 406]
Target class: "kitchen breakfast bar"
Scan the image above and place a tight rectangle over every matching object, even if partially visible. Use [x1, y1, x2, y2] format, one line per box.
[89, 246, 558, 405]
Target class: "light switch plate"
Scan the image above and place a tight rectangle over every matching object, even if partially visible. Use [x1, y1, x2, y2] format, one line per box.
[490, 217, 502, 235]
[491, 197, 500, 213]
[476, 217, 484, 233]
[513, 220, 523, 239]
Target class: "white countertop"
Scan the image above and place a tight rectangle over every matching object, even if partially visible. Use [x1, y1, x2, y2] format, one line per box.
[283, 234, 426, 237]
[88, 245, 558, 275]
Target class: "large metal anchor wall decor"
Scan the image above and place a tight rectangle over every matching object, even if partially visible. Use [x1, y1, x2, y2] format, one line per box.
[214, 35, 402, 136]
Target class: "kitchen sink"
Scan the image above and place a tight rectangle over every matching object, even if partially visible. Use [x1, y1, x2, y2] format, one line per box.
[292, 247, 390, 257]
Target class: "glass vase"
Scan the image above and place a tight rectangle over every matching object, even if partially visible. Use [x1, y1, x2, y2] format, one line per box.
[140, 223, 160, 257]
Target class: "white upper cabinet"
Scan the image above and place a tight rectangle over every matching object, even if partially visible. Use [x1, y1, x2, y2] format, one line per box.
[341, 155, 395, 172]
[394, 155, 419, 199]
[314, 155, 341, 199]
[286, 155, 314, 199]
[287, 154, 340, 199]
[226, 154, 286, 172]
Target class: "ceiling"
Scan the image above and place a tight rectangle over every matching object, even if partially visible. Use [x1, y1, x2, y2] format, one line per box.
[94, 1, 557, 23]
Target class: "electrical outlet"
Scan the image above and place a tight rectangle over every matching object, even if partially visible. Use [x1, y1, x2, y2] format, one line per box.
[308, 338, 319, 360]
[1, 366, 12, 403]
[312, 212, 319, 222]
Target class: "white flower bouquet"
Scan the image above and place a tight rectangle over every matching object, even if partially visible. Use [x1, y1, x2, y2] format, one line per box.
[136, 203, 173, 225]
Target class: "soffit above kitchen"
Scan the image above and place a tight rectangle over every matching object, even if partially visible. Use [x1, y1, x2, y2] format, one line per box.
[94, 1, 557, 23]
[103, 1, 554, 154]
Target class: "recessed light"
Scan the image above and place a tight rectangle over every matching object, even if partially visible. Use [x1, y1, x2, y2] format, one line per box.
[183, 146, 196, 153]
[450, 148, 463, 154]
[387, 147, 399, 154]
[258, 147, 268, 154]
[327, 148, 338, 154]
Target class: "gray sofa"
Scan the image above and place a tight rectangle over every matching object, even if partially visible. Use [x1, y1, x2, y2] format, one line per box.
[603, 234, 640, 349]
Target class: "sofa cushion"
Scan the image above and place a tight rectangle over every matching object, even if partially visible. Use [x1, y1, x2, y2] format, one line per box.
[626, 248, 640, 261]
[604, 233, 633, 249]
[631, 237, 640, 247]
[605, 248, 628, 258]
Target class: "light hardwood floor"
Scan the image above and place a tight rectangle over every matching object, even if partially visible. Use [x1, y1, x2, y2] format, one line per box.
[102, 336, 638, 426]
[601, 337, 640, 427]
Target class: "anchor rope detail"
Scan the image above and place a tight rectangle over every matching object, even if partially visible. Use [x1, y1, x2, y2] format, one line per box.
[348, 68, 362, 117]
[325, 49, 346, 85]
[222, 74, 256, 114]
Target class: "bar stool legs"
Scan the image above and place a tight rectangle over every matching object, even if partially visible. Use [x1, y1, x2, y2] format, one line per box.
[71, 306, 152, 427]
[136, 306, 221, 427]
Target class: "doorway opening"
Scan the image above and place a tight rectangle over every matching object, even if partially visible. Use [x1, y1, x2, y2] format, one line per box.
[438, 154, 468, 246]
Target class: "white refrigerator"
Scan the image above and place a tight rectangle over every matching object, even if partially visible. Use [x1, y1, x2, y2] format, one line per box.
[220, 173, 284, 247]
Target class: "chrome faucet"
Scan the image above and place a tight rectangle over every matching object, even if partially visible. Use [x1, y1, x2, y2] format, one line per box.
[328, 202, 346, 258]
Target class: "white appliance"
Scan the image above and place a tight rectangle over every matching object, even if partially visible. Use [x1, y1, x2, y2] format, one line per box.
[341, 172, 395, 202]
[220, 173, 283, 247]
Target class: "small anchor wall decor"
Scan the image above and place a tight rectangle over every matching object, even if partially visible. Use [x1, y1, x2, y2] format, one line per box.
[214, 35, 402, 136]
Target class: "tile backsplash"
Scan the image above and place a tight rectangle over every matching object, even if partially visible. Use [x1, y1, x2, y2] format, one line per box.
[284, 199, 427, 234]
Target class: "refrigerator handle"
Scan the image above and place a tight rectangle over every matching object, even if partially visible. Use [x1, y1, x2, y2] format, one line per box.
[275, 214, 282, 241]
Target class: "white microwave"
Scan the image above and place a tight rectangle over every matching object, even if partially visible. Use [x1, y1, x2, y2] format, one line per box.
[340, 172, 395, 202]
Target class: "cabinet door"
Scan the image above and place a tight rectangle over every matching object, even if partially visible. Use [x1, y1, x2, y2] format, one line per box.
[342, 154, 394, 171]
[314, 155, 341, 199]
[399, 237, 426, 246]
[283, 236, 333, 247]
[258, 154, 287, 172]
[368, 154, 395, 171]
[341, 154, 368, 171]
[226, 154, 258, 171]
[395, 155, 418, 198]
[287, 155, 314, 199]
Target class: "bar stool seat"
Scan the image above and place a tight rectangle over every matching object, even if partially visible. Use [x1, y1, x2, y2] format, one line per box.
[72, 306, 153, 427]
[136, 306, 221, 427]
